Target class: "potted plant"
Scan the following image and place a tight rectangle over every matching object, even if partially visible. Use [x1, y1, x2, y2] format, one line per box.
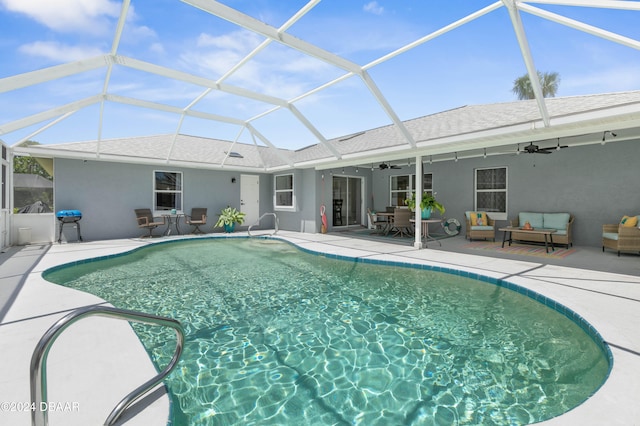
[214, 206, 246, 233]
[404, 192, 445, 219]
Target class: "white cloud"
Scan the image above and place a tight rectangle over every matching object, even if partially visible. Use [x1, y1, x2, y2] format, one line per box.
[196, 30, 262, 53]
[1, 0, 120, 34]
[149, 42, 165, 55]
[563, 66, 640, 94]
[363, 1, 384, 16]
[128, 24, 157, 40]
[180, 30, 338, 99]
[18, 41, 104, 62]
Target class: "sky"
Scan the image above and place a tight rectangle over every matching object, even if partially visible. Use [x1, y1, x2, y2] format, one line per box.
[1, 0, 639, 150]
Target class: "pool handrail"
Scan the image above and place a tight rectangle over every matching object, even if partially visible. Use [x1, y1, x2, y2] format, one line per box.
[30, 305, 185, 426]
[248, 212, 279, 237]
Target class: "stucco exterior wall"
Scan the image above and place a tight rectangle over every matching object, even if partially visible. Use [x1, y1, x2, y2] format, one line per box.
[49, 138, 639, 247]
[371, 139, 640, 247]
[53, 159, 270, 241]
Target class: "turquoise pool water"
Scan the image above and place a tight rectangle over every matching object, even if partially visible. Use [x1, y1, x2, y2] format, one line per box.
[44, 238, 610, 425]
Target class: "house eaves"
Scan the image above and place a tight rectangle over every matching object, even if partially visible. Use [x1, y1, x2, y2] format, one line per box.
[310, 90, 640, 169]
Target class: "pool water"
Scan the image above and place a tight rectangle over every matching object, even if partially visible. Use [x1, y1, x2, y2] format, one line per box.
[44, 238, 610, 425]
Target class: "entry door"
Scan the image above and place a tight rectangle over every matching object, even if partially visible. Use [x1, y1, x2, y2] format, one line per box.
[240, 174, 260, 226]
[332, 176, 363, 227]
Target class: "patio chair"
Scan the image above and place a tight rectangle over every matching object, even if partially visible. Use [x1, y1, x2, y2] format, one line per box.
[134, 208, 166, 237]
[465, 211, 496, 241]
[603, 215, 640, 256]
[367, 208, 387, 234]
[185, 207, 208, 234]
[392, 208, 413, 238]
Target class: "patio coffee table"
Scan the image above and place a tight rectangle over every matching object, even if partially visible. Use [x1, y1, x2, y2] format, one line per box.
[162, 214, 183, 236]
[499, 226, 557, 253]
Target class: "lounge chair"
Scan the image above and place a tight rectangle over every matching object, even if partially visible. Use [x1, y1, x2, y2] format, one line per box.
[185, 208, 208, 234]
[134, 208, 166, 237]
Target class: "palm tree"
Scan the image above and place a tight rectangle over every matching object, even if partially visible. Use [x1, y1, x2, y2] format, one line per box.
[512, 71, 560, 100]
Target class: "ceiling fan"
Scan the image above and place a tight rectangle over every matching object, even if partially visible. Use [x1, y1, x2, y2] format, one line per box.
[522, 140, 568, 154]
[379, 162, 401, 170]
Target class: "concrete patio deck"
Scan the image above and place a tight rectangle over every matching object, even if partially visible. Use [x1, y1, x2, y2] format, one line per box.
[1, 231, 639, 425]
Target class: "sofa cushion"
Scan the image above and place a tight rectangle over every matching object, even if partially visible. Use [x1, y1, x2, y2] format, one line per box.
[470, 225, 494, 231]
[469, 212, 488, 226]
[620, 215, 638, 227]
[554, 230, 567, 236]
[603, 232, 619, 241]
[519, 212, 544, 229]
[543, 213, 570, 231]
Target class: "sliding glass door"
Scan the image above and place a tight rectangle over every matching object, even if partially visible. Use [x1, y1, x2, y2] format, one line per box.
[332, 176, 363, 227]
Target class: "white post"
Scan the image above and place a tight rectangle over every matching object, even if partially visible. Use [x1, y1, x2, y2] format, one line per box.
[414, 155, 423, 249]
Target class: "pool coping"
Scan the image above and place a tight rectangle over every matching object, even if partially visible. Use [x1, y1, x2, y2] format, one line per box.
[1, 231, 639, 425]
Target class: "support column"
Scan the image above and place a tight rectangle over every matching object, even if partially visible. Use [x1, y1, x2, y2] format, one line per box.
[414, 155, 423, 249]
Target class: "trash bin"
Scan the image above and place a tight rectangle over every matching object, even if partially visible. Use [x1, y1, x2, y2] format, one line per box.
[18, 227, 32, 245]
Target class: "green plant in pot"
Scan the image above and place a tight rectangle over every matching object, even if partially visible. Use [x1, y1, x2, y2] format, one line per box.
[404, 192, 445, 219]
[214, 206, 246, 233]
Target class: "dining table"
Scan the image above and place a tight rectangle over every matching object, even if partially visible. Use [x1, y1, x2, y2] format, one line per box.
[374, 211, 395, 235]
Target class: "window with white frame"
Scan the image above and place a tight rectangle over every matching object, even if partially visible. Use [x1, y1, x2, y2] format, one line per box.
[389, 173, 433, 206]
[154, 171, 182, 212]
[474, 167, 507, 219]
[274, 173, 294, 209]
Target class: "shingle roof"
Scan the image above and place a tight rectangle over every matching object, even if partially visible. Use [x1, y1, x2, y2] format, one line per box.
[13, 173, 53, 189]
[16, 90, 640, 170]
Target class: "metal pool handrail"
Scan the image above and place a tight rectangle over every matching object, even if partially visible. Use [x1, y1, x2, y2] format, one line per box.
[30, 305, 185, 426]
[248, 212, 279, 236]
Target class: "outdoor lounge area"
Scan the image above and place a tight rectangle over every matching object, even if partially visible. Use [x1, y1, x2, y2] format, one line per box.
[1, 1, 640, 425]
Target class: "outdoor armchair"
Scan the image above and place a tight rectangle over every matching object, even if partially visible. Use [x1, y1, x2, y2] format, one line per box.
[465, 211, 496, 241]
[603, 216, 640, 256]
[392, 208, 413, 238]
[367, 208, 387, 234]
[134, 208, 165, 237]
[185, 208, 208, 234]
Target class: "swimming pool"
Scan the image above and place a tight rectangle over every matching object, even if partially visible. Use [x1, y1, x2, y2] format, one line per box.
[44, 238, 610, 425]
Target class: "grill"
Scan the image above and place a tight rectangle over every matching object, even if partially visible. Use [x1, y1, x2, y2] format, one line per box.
[56, 210, 83, 243]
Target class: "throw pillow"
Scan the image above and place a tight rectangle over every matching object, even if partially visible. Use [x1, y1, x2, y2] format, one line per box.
[470, 212, 487, 226]
[620, 215, 638, 227]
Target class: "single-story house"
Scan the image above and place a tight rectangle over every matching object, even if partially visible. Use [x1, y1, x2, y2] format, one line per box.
[6, 90, 640, 248]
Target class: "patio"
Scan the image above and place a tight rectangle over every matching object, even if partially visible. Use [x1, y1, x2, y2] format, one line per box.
[1, 232, 639, 425]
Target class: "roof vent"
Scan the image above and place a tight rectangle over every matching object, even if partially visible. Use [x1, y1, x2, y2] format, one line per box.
[225, 151, 244, 158]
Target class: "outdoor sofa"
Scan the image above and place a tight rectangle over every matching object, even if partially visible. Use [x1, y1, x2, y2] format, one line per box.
[509, 212, 574, 249]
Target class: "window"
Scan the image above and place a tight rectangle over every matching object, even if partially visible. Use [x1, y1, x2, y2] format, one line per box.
[154, 171, 182, 212]
[1, 144, 6, 210]
[475, 167, 507, 219]
[13, 155, 54, 213]
[389, 173, 433, 206]
[390, 175, 410, 206]
[274, 174, 294, 209]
